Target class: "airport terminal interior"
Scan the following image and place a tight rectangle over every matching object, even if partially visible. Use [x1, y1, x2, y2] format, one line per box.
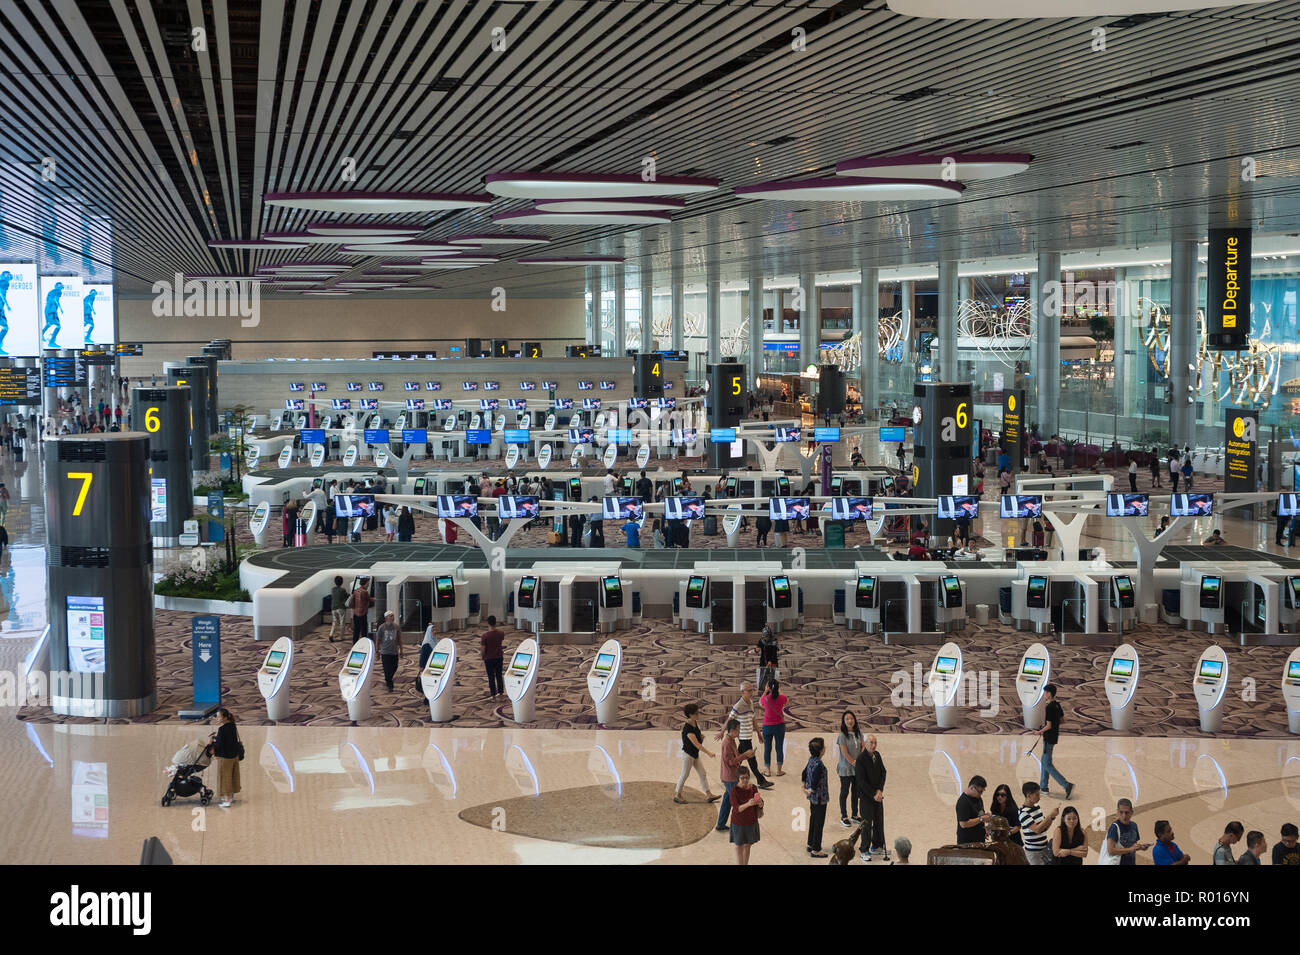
[5, 0, 1300, 874]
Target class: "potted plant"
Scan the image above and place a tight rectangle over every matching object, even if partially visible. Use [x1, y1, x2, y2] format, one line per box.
[1061, 437, 1078, 469]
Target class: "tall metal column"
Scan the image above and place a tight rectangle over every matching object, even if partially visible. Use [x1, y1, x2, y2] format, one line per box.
[613, 262, 626, 356]
[1168, 239, 1199, 449]
[706, 264, 722, 363]
[857, 265, 879, 416]
[1035, 251, 1062, 436]
[671, 246, 685, 351]
[799, 269, 817, 370]
[900, 279, 915, 327]
[748, 266, 764, 386]
[639, 250, 654, 352]
[1112, 267, 1130, 421]
[584, 265, 598, 347]
[938, 259, 959, 382]
[959, 276, 972, 303]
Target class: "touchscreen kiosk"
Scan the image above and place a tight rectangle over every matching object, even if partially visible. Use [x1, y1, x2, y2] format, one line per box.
[434, 575, 456, 608]
[420, 637, 457, 722]
[1283, 649, 1300, 734]
[1193, 645, 1229, 733]
[505, 638, 540, 723]
[587, 638, 622, 724]
[338, 638, 375, 722]
[1103, 644, 1140, 731]
[850, 574, 881, 633]
[1106, 574, 1137, 633]
[769, 575, 792, 609]
[1026, 575, 1048, 609]
[936, 575, 965, 631]
[855, 575, 878, 609]
[941, 575, 963, 609]
[929, 642, 964, 729]
[518, 575, 539, 608]
[250, 500, 271, 547]
[515, 575, 542, 633]
[685, 575, 708, 608]
[1284, 578, 1300, 634]
[1113, 575, 1135, 608]
[600, 575, 623, 609]
[257, 637, 294, 721]
[1199, 575, 1222, 609]
[1015, 643, 1051, 729]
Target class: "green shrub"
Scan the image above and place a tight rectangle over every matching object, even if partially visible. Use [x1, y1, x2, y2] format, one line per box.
[155, 560, 251, 603]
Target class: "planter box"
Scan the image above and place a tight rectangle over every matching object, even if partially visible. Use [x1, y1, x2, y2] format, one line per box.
[154, 594, 254, 616]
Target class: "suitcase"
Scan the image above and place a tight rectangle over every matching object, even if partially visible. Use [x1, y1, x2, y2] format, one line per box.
[703, 514, 718, 537]
[547, 530, 563, 545]
[756, 665, 779, 695]
[350, 531, 362, 542]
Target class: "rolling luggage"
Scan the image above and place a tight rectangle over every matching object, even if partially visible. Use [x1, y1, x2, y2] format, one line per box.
[703, 514, 718, 537]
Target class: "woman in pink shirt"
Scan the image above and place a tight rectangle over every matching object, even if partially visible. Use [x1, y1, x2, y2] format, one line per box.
[760, 681, 789, 777]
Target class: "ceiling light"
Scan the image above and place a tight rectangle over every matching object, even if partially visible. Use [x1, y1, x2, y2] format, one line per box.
[518, 256, 624, 265]
[303, 223, 426, 239]
[532, 197, 685, 213]
[733, 177, 965, 202]
[264, 191, 492, 213]
[492, 209, 673, 226]
[835, 152, 1032, 180]
[445, 233, 550, 246]
[338, 243, 463, 255]
[207, 239, 308, 250]
[483, 171, 719, 200]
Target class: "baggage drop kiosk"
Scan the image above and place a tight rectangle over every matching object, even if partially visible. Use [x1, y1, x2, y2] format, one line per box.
[505, 638, 540, 723]
[1193, 645, 1230, 733]
[1283, 649, 1300, 734]
[1024, 573, 1051, 634]
[420, 637, 457, 723]
[1016, 643, 1050, 729]
[1183, 572, 1226, 634]
[1104, 645, 1140, 732]
[929, 642, 963, 729]
[767, 574, 798, 632]
[339, 639, 376, 722]
[1282, 578, 1300, 633]
[848, 575, 882, 633]
[935, 574, 966, 632]
[587, 638, 622, 724]
[680, 574, 710, 633]
[1106, 575, 1137, 634]
[250, 501, 271, 548]
[257, 637, 294, 721]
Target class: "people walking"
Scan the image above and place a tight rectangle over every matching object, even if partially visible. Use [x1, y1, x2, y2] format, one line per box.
[375, 610, 403, 691]
[1037, 683, 1074, 798]
[348, 578, 371, 645]
[328, 575, 348, 642]
[719, 682, 773, 790]
[209, 707, 243, 808]
[759, 680, 788, 778]
[855, 734, 888, 861]
[673, 703, 721, 805]
[481, 614, 505, 697]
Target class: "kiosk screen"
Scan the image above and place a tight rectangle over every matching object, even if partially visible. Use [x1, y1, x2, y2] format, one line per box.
[937, 495, 980, 520]
[346, 650, 367, 671]
[665, 496, 705, 520]
[830, 476, 843, 493]
[265, 650, 286, 671]
[1114, 576, 1135, 607]
[594, 653, 615, 672]
[942, 576, 962, 607]
[1289, 577, 1300, 608]
[770, 575, 792, 609]
[776, 476, 790, 496]
[1171, 493, 1214, 517]
[855, 576, 877, 608]
[1198, 659, 1224, 679]
[435, 576, 456, 608]
[1279, 494, 1300, 517]
[569, 477, 582, 499]
[1110, 658, 1134, 678]
[686, 575, 707, 608]
[511, 652, 533, 672]
[726, 477, 739, 496]
[1199, 575, 1222, 609]
[769, 497, 810, 521]
[437, 495, 478, 518]
[601, 576, 624, 608]
[935, 656, 957, 676]
[1026, 575, 1048, 609]
[671, 477, 684, 494]
[1288, 661, 1300, 682]
[1022, 657, 1045, 677]
[1000, 495, 1043, 518]
[413, 478, 427, 495]
[428, 652, 449, 671]
[1106, 493, 1150, 517]
[518, 576, 538, 608]
[831, 497, 874, 520]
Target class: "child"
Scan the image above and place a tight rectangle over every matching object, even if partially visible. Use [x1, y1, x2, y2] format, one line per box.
[802, 737, 829, 858]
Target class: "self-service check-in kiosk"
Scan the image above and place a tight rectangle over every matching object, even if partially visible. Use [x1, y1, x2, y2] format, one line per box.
[1187, 573, 1225, 634]
[257, 637, 293, 721]
[936, 574, 966, 632]
[1283, 578, 1300, 633]
[429, 572, 468, 632]
[1104, 644, 1140, 732]
[587, 638, 622, 724]
[505, 638, 540, 723]
[598, 575, 631, 632]
[681, 574, 710, 632]
[339, 638, 375, 722]
[767, 574, 797, 631]
[420, 636, 457, 722]
[250, 500, 271, 548]
[1283, 649, 1300, 734]
[1016, 643, 1050, 729]
[1026, 573, 1051, 634]
[515, 574, 542, 632]
[849, 575, 881, 633]
[1106, 575, 1137, 634]
[929, 642, 963, 729]
[1193, 645, 1229, 733]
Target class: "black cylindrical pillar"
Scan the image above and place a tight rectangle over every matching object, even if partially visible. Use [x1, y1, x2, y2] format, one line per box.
[165, 363, 210, 472]
[131, 385, 193, 539]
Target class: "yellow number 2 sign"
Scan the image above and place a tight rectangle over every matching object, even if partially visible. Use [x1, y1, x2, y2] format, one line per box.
[66, 471, 93, 516]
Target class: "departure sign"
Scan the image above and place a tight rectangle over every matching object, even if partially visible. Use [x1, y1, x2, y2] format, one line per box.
[0, 366, 41, 404]
[1207, 227, 1251, 350]
[522, 341, 542, 359]
[115, 343, 144, 356]
[43, 353, 87, 387]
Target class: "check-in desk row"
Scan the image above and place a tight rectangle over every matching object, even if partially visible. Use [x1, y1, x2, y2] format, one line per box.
[1173, 565, 1300, 642]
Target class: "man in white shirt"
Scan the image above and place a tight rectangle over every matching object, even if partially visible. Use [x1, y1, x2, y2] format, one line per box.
[603, 469, 617, 496]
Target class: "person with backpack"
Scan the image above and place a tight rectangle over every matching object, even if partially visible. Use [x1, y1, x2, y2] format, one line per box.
[1036, 683, 1074, 798]
[209, 707, 243, 808]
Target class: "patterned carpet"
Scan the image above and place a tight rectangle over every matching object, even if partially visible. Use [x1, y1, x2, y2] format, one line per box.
[20, 610, 1298, 738]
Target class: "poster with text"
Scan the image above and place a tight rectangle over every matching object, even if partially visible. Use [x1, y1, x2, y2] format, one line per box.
[0, 262, 39, 356]
[38, 274, 83, 349]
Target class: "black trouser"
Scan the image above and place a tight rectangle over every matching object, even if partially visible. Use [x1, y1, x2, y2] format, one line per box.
[1129, 472, 1138, 492]
[756, 528, 768, 546]
[860, 794, 885, 850]
[807, 802, 827, 852]
[1278, 515, 1289, 545]
[485, 657, 504, 696]
[418, 643, 433, 673]
[381, 653, 398, 690]
[352, 614, 367, 645]
[838, 775, 859, 820]
[1170, 473, 1179, 492]
[737, 738, 768, 786]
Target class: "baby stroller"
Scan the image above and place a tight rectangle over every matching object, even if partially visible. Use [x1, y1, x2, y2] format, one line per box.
[163, 739, 214, 807]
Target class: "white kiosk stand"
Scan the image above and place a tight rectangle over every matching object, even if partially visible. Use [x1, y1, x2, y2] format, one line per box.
[339, 638, 376, 722]
[1105, 574, 1137, 634]
[505, 637, 540, 723]
[1193, 644, 1229, 733]
[257, 637, 293, 721]
[1104, 644, 1140, 732]
[1026, 573, 1052, 634]
[1283, 578, 1300, 633]
[598, 575, 631, 632]
[515, 575, 542, 632]
[250, 501, 271, 548]
[935, 574, 966, 632]
[587, 638, 622, 725]
[1016, 643, 1050, 729]
[1283, 648, 1300, 735]
[929, 641, 963, 729]
[848, 575, 881, 633]
[419, 636, 457, 723]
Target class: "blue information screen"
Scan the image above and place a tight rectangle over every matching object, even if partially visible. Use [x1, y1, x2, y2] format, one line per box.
[814, 427, 840, 442]
[504, 429, 531, 444]
[363, 428, 389, 445]
[711, 428, 736, 443]
[466, 429, 491, 444]
[880, 427, 905, 442]
[401, 429, 427, 444]
[299, 428, 326, 444]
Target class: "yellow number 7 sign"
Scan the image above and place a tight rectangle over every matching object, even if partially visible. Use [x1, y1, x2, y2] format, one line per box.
[66, 471, 93, 516]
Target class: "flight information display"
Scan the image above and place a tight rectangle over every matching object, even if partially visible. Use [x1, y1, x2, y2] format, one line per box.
[43, 353, 87, 387]
[0, 366, 41, 404]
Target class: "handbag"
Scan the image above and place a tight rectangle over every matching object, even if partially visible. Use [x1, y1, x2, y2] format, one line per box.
[1097, 825, 1121, 865]
[235, 732, 245, 761]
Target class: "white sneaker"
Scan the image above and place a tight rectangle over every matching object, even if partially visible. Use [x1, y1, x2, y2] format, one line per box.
[219, 799, 231, 808]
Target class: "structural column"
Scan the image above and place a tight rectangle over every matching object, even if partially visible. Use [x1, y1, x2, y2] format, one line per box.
[584, 265, 598, 347]
[748, 266, 764, 385]
[612, 262, 626, 356]
[799, 269, 817, 370]
[959, 276, 972, 304]
[1168, 239, 1199, 449]
[671, 246, 685, 352]
[937, 259, 959, 382]
[639, 250, 654, 352]
[856, 264, 879, 415]
[1034, 251, 1062, 437]
[706, 264, 722, 363]
[900, 279, 914, 329]
[1112, 267, 1131, 420]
